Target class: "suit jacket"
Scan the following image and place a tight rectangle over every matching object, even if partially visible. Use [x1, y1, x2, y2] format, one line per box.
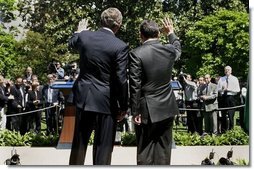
[129, 33, 181, 124]
[27, 89, 43, 110]
[7, 85, 26, 114]
[201, 82, 218, 112]
[68, 28, 129, 115]
[41, 85, 64, 104]
[0, 85, 8, 110]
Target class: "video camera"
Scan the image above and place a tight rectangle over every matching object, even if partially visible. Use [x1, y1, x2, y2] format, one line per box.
[47, 61, 57, 74]
[64, 62, 79, 79]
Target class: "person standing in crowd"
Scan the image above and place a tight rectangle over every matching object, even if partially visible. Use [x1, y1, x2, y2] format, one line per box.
[199, 74, 218, 135]
[196, 76, 205, 135]
[27, 81, 43, 133]
[68, 7, 128, 165]
[183, 74, 198, 133]
[0, 75, 14, 129]
[129, 18, 181, 165]
[6, 77, 26, 133]
[23, 67, 33, 83]
[217, 66, 240, 132]
[55, 62, 65, 79]
[42, 74, 64, 135]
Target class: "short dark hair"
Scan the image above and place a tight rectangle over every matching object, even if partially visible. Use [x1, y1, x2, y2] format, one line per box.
[140, 20, 159, 39]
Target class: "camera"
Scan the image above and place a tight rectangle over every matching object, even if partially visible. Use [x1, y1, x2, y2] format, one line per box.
[64, 62, 79, 79]
[47, 61, 57, 74]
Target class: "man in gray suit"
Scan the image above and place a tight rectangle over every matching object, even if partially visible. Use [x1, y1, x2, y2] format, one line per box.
[68, 8, 128, 165]
[129, 18, 181, 165]
[200, 74, 218, 135]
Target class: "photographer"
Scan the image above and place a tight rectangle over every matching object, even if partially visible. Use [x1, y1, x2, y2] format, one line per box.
[64, 61, 80, 80]
[47, 61, 65, 79]
[182, 74, 199, 134]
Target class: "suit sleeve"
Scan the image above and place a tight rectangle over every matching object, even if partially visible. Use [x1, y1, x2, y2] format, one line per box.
[115, 45, 129, 111]
[68, 33, 80, 50]
[168, 33, 181, 61]
[206, 85, 218, 100]
[129, 51, 142, 116]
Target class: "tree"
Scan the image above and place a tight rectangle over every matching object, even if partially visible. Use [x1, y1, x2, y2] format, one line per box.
[15, 31, 67, 83]
[11, 0, 249, 80]
[0, 27, 18, 79]
[17, 0, 166, 51]
[162, 0, 247, 75]
[0, 0, 17, 23]
[184, 10, 249, 80]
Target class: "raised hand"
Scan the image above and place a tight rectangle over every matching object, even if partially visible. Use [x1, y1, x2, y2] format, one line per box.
[161, 17, 174, 35]
[76, 18, 90, 33]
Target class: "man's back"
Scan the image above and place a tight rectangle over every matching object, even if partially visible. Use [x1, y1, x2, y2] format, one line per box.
[130, 33, 181, 123]
[131, 40, 175, 93]
[69, 28, 129, 114]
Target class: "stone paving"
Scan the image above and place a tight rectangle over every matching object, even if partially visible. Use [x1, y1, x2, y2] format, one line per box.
[0, 145, 249, 166]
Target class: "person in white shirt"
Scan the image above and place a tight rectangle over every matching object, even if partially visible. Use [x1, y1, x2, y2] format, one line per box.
[183, 74, 198, 134]
[217, 66, 240, 132]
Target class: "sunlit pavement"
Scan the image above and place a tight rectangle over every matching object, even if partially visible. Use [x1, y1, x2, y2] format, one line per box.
[0, 145, 249, 165]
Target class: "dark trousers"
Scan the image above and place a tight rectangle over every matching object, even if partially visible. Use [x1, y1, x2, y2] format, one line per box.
[135, 117, 174, 165]
[45, 104, 58, 134]
[6, 115, 21, 132]
[185, 101, 198, 133]
[69, 109, 116, 165]
[33, 111, 42, 133]
[221, 95, 237, 132]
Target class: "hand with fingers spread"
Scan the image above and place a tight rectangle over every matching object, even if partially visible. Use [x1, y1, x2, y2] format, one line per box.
[76, 18, 90, 33]
[161, 17, 174, 35]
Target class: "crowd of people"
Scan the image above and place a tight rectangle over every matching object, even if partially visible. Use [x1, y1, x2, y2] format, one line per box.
[174, 66, 247, 136]
[0, 59, 81, 134]
[0, 67, 67, 135]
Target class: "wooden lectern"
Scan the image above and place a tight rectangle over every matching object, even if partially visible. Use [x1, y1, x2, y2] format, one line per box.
[51, 80, 75, 149]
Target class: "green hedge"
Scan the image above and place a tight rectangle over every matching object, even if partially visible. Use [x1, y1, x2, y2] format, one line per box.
[121, 126, 249, 146]
[0, 130, 58, 146]
[0, 126, 249, 147]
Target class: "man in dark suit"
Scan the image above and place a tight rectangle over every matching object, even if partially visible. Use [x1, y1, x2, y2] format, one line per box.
[129, 18, 181, 165]
[0, 75, 14, 129]
[42, 74, 64, 135]
[6, 77, 26, 133]
[27, 81, 43, 133]
[68, 7, 128, 165]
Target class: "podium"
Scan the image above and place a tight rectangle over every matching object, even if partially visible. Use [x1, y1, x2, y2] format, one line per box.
[51, 80, 75, 149]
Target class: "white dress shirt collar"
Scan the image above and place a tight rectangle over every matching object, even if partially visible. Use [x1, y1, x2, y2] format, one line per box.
[102, 27, 114, 34]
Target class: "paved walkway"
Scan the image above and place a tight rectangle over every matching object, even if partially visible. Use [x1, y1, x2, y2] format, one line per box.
[0, 145, 249, 165]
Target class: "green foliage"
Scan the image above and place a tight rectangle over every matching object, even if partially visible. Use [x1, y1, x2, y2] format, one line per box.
[0, 29, 18, 79]
[119, 126, 249, 146]
[30, 132, 58, 146]
[121, 132, 136, 146]
[0, 126, 249, 147]
[88, 130, 94, 145]
[235, 159, 249, 165]
[184, 10, 249, 80]
[14, 31, 63, 83]
[17, 0, 169, 51]
[174, 126, 249, 146]
[162, 0, 248, 75]
[0, 0, 17, 23]
[0, 130, 58, 147]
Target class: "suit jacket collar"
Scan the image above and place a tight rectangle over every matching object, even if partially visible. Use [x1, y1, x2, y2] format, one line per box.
[143, 39, 160, 45]
[99, 28, 115, 36]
